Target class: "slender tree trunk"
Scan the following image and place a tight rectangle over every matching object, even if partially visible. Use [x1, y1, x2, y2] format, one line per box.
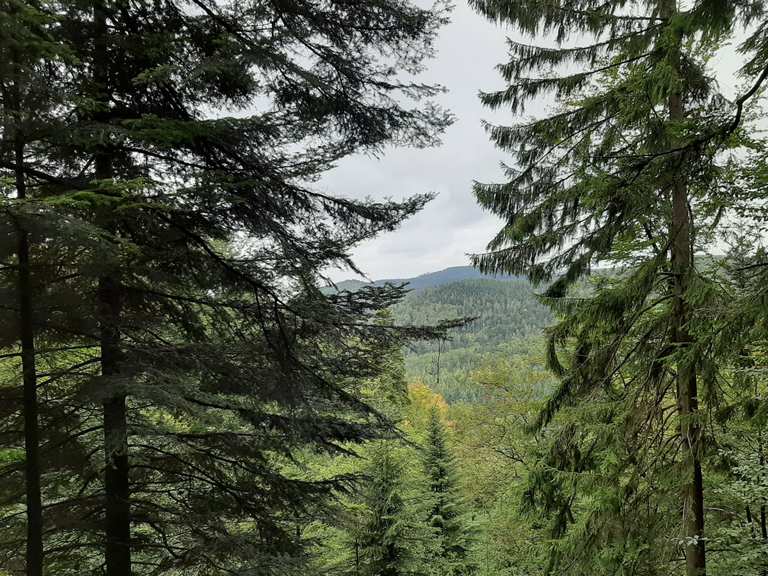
[663, 1, 706, 573]
[93, 4, 131, 574]
[6, 42, 44, 576]
[759, 435, 767, 576]
[100, 292, 130, 576]
[669, 78, 707, 576]
[13, 102, 44, 576]
[761, 503, 767, 576]
[355, 537, 360, 576]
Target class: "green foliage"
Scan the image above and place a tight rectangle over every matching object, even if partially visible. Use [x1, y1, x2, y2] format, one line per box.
[0, 1, 455, 574]
[406, 337, 553, 404]
[395, 279, 552, 354]
[3, 0, 768, 575]
[468, 0, 768, 573]
[392, 277, 553, 403]
[440, 343, 551, 576]
[359, 444, 412, 576]
[423, 408, 475, 576]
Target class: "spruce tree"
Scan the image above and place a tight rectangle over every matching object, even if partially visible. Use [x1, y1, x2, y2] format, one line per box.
[359, 443, 410, 576]
[1, 7, 41, 573]
[423, 407, 473, 576]
[469, 0, 768, 574]
[1, 0, 454, 573]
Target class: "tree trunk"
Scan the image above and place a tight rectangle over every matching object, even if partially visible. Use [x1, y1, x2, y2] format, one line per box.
[14, 105, 44, 576]
[669, 86, 707, 576]
[98, 118, 132, 576]
[93, 4, 131, 574]
[759, 436, 767, 576]
[761, 502, 767, 576]
[662, 1, 706, 572]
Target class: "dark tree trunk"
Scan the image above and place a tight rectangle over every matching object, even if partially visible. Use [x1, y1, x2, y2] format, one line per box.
[662, 1, 706, 571]
[14, 109, 44, 576]
[759, 437, 767, 576]
[668, 91, 707, 576]
[93, 4, 131, 574]
[98, 124, 132, 576]
[761, 502, 767, 576]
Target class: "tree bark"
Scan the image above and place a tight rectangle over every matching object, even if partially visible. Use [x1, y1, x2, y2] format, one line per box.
[759, 436, 767, 576]
[669, 68, 707, 576]
[93, 3, 131, 574]
[662, 1, 706, 573]
[14, 100, 44, 576]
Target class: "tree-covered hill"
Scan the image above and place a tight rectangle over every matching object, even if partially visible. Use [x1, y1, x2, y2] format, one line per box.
[328, 270, 555, 403]
[394, 278, 551, 352]
[330, 265, 523, 293]
[383, 277, 554, 403]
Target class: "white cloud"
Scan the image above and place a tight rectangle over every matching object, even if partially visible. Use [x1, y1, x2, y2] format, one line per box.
[322, 3, 514, 281]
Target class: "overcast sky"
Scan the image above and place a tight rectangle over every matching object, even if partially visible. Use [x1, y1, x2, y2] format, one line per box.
[321, 2, 514, 282]
[320, 2, 748, 283]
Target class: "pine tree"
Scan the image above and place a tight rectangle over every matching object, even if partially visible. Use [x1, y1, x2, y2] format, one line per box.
[469, 0, 768, 574]
[423, 407, 474, 576]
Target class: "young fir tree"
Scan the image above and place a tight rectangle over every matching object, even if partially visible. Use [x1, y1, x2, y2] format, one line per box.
[359, 443, 410, 576]
[1, 1, 455, 574]
[306, 337, 436, 576]
[423, 407, 474, 576]
[469, 0, 768, 574]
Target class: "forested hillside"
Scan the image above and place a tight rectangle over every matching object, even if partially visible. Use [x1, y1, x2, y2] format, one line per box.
[405, 335, 554, 403]
[330, 270, 554, 402]
[394, 278, 551, 351]
[392, 278, 552, 402]
[333, 265, 522, 292]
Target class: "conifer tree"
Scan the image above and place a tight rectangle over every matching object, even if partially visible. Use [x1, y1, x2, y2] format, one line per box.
[1, 7, 41, 574]
[469, 0, 768, 574]
[359, 443, 410, 576]
[693, 230, 768, 574]
[0, 3, 73, 574]
[1, 0, 454, 573]
[423, 407, 474, 576]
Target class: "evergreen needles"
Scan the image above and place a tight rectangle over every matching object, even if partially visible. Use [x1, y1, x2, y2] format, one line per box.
[0, 1, 454, 574]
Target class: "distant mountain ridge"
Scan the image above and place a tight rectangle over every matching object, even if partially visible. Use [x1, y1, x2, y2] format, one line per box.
[389, 275, 551, 404]
[329, 266, 553, 404]
[331, 265, 523, 293]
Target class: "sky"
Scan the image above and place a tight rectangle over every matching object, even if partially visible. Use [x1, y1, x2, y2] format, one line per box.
[321, 2, 515, 282]
[320, 2, 750, 283]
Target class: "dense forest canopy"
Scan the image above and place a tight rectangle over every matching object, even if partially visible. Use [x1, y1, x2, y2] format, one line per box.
[1, 1, 768, 576]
